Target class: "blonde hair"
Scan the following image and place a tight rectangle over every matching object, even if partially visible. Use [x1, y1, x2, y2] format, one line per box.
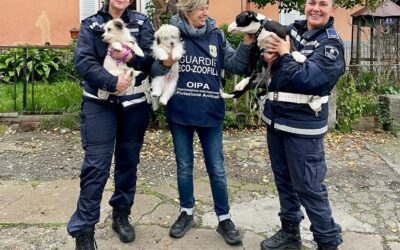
[176, 0, 209, 19]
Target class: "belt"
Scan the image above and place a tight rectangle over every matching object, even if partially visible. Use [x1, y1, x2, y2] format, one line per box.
[267, 92, 329, 113]
[83, 82, 150, 100]
[267, 92, 329, 104]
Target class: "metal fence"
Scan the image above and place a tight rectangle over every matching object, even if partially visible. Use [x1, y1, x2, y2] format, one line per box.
[1, 45, 399, 120]
[0, 45, 80, 114]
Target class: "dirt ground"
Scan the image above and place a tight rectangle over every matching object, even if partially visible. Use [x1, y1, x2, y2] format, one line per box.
[0, 126, 399, 249]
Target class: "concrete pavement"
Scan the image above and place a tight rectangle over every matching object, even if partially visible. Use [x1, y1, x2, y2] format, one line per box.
[0, 130, 399, 250]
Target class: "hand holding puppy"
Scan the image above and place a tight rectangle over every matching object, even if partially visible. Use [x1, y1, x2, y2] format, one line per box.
[115, 72, 131, 93]
[162, 54, 175, 68]
[243, 33, 256, 46]
[264, 34, 291, 56]
[109, 43, 134, 63]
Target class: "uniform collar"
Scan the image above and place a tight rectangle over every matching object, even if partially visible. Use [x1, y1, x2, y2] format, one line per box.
[98, 4, 136, 24]
[293, 17, 335, 40]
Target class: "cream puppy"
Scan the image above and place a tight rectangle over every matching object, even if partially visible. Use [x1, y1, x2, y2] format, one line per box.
[151, 24, 185, 107]
[99, 18, 144, 99]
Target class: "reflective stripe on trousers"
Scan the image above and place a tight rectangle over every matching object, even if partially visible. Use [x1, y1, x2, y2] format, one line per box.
[261, 113, 328, 136]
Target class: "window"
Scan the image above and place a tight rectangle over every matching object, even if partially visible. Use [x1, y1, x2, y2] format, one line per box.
[279, 10, 305, 26]
[80, 0, 101, 21]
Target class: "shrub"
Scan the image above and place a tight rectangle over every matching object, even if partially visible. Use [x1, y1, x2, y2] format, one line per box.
[0, 47, 64, 82]
[336, 72, 366, 132]
[219, 23, 244, 49]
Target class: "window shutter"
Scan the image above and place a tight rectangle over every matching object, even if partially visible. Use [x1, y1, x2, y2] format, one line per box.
[80, 0, 100, 21]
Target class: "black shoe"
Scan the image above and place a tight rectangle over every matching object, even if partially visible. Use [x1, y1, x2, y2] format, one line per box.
[169, 211, 195, 238]
[112, 206, 135, 243]
[75, 227, 96, 250]
[260, 219, 301, 250]
[317, 243, 338, 250]
[216, 219, 242, 245]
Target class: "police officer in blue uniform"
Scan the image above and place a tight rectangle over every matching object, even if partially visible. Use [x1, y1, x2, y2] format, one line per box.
[260, 0, 344, 249]
[151, 0, 255, 245]
[67, 0, 155, 249]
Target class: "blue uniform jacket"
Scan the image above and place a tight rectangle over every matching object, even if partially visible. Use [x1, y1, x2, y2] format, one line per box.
[154, 15, 252, 127]
[74, 5, 154, 104]
[262, 17, 345, 137]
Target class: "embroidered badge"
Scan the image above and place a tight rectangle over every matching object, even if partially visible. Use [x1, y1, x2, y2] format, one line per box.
[326, 28, 339, 39]
[324, 45, 339, 60]
[209, 45, 217, 58]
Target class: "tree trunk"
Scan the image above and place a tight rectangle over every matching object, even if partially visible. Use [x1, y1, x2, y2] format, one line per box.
[152, 0, 167, 29]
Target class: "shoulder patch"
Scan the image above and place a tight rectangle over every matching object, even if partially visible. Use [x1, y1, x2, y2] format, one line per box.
[326, 28, 339, 39]
[324, 45, 339, 60]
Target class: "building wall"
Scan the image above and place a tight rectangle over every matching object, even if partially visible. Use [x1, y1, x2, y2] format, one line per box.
[209, 1, 357, 41]
[0, 0, 359, 46]
[0, 0, 80, 46]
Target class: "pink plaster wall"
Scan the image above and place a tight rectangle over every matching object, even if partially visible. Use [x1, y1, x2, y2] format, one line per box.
[1, 0, 80, 46]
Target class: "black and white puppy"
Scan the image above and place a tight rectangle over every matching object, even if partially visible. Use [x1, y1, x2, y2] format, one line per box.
[222, 11, 306, 98]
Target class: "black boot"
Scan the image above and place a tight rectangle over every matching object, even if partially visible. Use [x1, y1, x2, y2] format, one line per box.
[260, 219, 301, 250]
[169, 211, 195, 238]
[317, 243, 338, 250]
[112, 205, 135, 243]
[216, 219, 242, 245]
[75, 227, 96, 250]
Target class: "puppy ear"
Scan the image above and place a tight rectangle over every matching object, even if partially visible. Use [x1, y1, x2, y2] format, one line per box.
[249, 11, 260, 22]
[114, 20, 124, 30]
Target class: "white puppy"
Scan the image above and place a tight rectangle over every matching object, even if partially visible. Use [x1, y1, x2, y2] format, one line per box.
[99, 18, 144, 99]
[151, 24, 185, 107]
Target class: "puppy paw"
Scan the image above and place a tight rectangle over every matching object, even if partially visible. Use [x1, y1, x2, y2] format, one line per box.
[292, 51, 306, 63]
[124, 69, 134, 81]
[172, 47, 184, 61]
[234, 77, 250, 91]
[159, 96, 169, 105]
[133, 46, 144, 57]
[219, 89, 235, 99]
[157, 51, 169, 61]
[97, 90, 110, 100]
[111, 42, 123, 51]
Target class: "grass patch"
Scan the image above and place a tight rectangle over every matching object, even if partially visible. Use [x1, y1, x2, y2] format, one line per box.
[30, 180, 42, 189]
[0, 81, 82, 113]
[38, 112, 80, 131]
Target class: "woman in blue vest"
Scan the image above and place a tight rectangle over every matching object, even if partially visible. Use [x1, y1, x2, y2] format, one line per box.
[67, 0, 155, 249]
[260, 0, 344, 249]
[152, 0, 254, 245]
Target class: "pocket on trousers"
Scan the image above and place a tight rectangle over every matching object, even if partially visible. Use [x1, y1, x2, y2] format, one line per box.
[80, 113, 88, 150]
[303, 153, 327, 190]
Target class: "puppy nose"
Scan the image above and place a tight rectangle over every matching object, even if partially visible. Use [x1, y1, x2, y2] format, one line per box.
[170, 41, 174, 46]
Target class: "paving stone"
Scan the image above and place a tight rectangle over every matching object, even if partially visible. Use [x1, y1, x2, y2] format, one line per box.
[341, 232, 383, 250]
[139, 203, 177, 227]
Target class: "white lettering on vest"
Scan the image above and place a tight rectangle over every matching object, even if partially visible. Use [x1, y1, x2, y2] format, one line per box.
[186, 81, 210, 90]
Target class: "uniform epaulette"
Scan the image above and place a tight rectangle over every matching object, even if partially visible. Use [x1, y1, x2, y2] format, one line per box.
[132, 10, 147, 20]
[326, 28, 339, 39]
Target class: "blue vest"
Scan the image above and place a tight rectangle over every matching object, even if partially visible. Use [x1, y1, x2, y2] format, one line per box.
[167, 29, 225, 127]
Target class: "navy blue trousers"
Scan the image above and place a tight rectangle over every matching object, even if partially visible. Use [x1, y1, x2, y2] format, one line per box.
[267, 127, 342, 246]
[67, 99, 150, 237]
